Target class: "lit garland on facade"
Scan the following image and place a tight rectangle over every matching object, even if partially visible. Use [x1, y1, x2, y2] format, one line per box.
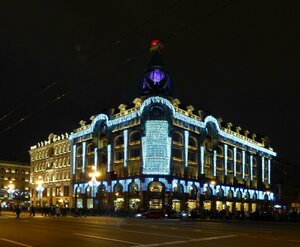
[233, 147, 237, 177]
[184, 130, 189, 167]
[242, 150, 245, 179]
[224, 144, 228, 176]
[72, 144, 76, 174]
[94, 147, 98, 169]
[140, 96, 175, 115]
[250, 155, 253, 181]
[213, 150, 217, 176]
[69, 97, 276, 159]
[82, 142, 86, 173]
[142, 120, 171, 175]
[123, 129, 128, 167]
[200, 146, 204, 174]
[261, 156, 265, 183]
[174, 112, 205, 128]
[268, 159, 271, 184]
[107, 144, 111, 172]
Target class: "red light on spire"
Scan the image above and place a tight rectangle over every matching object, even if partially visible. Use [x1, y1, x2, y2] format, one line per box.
[150, 39, 160, 47]
[149, 40, 164, 54]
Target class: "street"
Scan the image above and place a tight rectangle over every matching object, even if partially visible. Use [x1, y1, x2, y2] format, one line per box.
[0, 212, 299, 247]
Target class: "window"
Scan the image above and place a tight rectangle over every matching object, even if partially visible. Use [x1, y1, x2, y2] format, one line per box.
[188, 151, 197, 162]
[189, 137, 197, 148]
[149, 182, 163, 192]
[130, 148, 140, 158]
[115, 151, 124, 161]
[129, 131, 141, 143]
[115, 136, 124, 146]
[173, 132, 183, 144]
[173, 147, 183, 159]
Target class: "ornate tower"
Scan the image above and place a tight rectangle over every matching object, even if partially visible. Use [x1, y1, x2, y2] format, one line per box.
[140, 40, 172, 96]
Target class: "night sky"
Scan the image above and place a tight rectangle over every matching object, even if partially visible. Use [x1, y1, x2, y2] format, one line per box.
[0, 1, 299, 165]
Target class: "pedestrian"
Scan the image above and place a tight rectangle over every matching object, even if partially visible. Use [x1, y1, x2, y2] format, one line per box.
[29, 205, 35, 216]
[15, 206, 21, 220]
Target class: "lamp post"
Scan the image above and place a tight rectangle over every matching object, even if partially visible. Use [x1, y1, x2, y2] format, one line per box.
[36, 176, 44, 207]
[7, 181, 15, 201]
[88, 166, 100, 209]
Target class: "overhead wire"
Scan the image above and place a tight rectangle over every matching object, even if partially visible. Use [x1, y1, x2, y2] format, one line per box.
[0, 0, 184, 135]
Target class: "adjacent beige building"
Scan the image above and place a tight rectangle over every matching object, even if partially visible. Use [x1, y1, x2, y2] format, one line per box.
[0, 160, 30, 208]
[29, 133, 72, 207]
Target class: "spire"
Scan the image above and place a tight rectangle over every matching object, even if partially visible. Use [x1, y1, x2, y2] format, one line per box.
[140, 40, 172, 96]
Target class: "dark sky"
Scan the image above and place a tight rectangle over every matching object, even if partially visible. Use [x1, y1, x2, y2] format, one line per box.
[0, 0, 299, 165]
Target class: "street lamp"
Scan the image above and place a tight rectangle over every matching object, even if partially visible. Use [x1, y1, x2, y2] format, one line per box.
[7, 181, 15, 200]
[88, 166, 100, 208]
[36, 176, 44, 206]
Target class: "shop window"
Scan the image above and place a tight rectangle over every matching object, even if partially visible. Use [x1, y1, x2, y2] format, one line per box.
[129, 182, 139, 194]
[149, 181, 163, 192]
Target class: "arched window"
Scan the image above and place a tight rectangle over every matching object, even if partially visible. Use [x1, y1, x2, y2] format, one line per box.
[227, 149, 233, 160]
[217, 188, 224, 198]
[114, 183, 123, 196]
[87, 143, 95, 154]
[98, 184, 106, 195]
[236, 152, 242, 162]
[227, 190, 233, 199]
[129, 182, 139, 194]
[77, 146, 82, 156]
[149, 105, 166, 120]
[217, 145, 223, 156]
[189, 185, 197, 197]
[236, 191, 242, 199]
[173, 132, 183, 144]
[148, 181, 163, 193]
[173, 183, 183, 194]
[129, 131, 141, 143]
[115, 135, 124, 146]
[189, 137, 197, 148]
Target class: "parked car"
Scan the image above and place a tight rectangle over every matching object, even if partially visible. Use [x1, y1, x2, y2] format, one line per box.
[169, 211, 191, 219]
[135, 210, 165, 219]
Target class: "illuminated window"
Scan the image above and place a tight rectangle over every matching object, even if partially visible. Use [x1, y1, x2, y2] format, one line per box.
[149, 181, 163, 192]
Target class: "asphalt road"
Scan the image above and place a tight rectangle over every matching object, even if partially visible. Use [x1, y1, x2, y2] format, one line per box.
[0, 212, 299, 247]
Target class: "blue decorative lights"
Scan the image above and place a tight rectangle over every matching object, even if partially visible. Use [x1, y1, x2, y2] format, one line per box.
[184, 130, 189, 167]
[142, 120, 171, 175]
[123, 129, 128, 167]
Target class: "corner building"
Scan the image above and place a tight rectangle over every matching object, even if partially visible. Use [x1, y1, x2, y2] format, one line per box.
[70, 42, 276, 214]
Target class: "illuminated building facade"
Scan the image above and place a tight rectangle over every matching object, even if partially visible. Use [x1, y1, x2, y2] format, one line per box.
[29, 133, 71, 207]
[0, 160, 30, 208]
[69, 41, 277, 214]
